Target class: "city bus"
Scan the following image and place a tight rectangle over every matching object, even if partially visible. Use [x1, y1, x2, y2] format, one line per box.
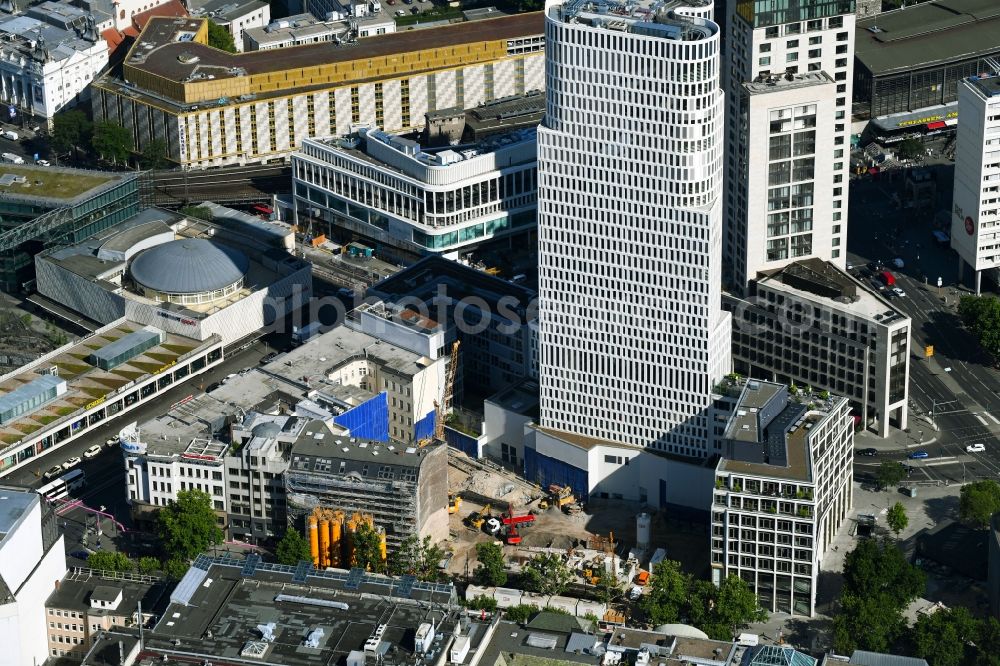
[37, 469, 86, 501]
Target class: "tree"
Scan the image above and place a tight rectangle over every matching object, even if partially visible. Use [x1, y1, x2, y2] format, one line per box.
[690, 576, 768, 641]
[958, 295, 1000, 360]
[51, 109, 91, 155]
[887, 502, 909, 536]
[474, 542, 507, 586]
[164, 557, 190, 580]
[156, 489, 223, 562]
[912, 607, 979, 666]
[87, 551, 132, 573]
[641, 560, 692, 625]
[960, 480, 1000, 529]
[180, 205, 214, 221]
[876, 460, 907, 490]
[466, 594, 498, 612]
[137, 556, 160, 575]
[897, 137, 925, 160]
[834, 591, 908, 654]
[389, 535, 445, 581]
[275, 528, 312, 565]
[976, 617, 1000, 666]
[593, 568, 624, 604]
[206, 20, 236, 52]
[504, 604, 537, 624]
[521, 553, 572, 596]
[91, 121, 133, 164]
[351, 521, 385, 573]
[139, 138, 169, 169]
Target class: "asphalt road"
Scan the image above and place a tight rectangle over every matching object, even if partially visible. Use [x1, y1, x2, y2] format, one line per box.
[847, 164, 1000, 484]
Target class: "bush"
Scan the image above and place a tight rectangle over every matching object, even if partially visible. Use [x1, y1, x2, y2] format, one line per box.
[504, 604, 537, 624]
[466, 594, 498, 612]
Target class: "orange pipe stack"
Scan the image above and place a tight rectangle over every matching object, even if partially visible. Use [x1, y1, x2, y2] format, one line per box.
[330, 511, 343, 567]
[318, 518, 331, 568]
[308, 515, 319, 566]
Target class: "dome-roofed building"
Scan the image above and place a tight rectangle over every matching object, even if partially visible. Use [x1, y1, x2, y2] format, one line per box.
[130, 238, 250, 305]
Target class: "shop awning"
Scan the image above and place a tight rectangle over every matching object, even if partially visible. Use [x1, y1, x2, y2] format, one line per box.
[926, 121, 947, 130]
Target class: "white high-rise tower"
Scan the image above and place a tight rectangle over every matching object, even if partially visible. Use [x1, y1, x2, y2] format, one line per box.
[537, 0, 732, 457]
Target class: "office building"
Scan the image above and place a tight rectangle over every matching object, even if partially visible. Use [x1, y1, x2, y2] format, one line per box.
[0, 488, 67, 666]
[292, 106, 539, 258]
[951, 74, 1000, 294]
[45, 568, 168, 661]
[536, 0, 731, 457]
[0, 166, 138, 292]
[187, 0, 270, 51]
[35, 205, 312, 345]
[0, 322, 222, 479]
[91, 13, 545, 168]
[243, 13, 394, 51]
[712, 380, 853, 616]
[78, 554, 458, 665]
[723, 0, 854, 291]
[725, 259, 910, 437]
[854, 0, 1000, 120]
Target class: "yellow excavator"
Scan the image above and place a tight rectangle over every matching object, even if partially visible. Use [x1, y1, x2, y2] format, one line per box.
[468, 503, 491, 529]
[448, 493, 462, 514]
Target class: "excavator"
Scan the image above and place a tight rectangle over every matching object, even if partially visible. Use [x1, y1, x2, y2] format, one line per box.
[467, 503, 491, 530]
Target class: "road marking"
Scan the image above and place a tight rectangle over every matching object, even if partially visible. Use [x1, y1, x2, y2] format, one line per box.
[922, 459, 959, 467]
[985, 413, 1000, 425]
[976, 414, 989, 426]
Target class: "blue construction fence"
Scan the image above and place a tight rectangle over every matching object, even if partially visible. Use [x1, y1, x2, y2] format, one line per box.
[444, 427, 479, 458]
[414, 409, 435, 441]
[334, 392, 389, 441]
[523, 448, 589, 501]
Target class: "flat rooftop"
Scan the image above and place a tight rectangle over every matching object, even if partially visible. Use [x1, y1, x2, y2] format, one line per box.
[0, 166, 126, 205]
[0, 322, 216, 450]
[725, 381, 784, 444]
[968, 74, 1000, 99]
[46, 568, 170, 616]
[757, 258, 908, 325]
[369, 255, 537, 316]
[290, 419, 436, 467]
[719, 412, 821, 482]
[0, 489, 36, 542]
[145, 555, 455, 665]
[744, 71, 833, 95]
[550, 0, 717, 39]
[486, 379, 540, 419]
[126, 13, 543, 87]
[855, 0, 1000, 76]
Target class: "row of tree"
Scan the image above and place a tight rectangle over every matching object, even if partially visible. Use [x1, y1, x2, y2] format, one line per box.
[51, 109, 168, 167]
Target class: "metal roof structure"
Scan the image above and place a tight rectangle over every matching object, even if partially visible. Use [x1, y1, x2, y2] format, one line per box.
[847, 651, 929, 666]
[742, 645, 816, 666]
[130, 238, 249, 295]
[0, 374, 66, 425]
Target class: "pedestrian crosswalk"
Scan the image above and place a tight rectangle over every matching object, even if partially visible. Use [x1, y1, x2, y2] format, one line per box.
[975, 412, 1000, 426]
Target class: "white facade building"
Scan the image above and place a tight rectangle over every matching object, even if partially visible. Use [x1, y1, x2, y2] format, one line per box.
[723, 0, 855, 292]
[0, 490, 67, 666]
[0, 15, 108, 120]
[537, 0, 732, 457]
[951, 74, 1000, 294]
[712, 380, 853, 616]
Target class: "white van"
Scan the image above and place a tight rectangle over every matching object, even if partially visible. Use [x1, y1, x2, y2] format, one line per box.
[2, 130, 18, 141]
[2, 152, 23, 164]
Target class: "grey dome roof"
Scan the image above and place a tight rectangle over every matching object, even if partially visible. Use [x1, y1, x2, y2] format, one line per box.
[131, 239, 249, 295]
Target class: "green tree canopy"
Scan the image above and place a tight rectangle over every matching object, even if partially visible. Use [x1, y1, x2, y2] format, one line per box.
[876, 460, 907, 491]
[91, 121, 133, 164]
[207, 20, 236, 52]
[640, 560, 691, 625]
[834, 591, 908, 654]
[87, 551, 132, 573]
[912, 607, 979, 666]
[887, 502, 909, 536]
[897, 137, 925, 160]
[521, 552, 573, 596]
[156, 489, 223, 562]
[976, 617, 1000, 666]
[51, 109, 91, 154]
[694, 576, 768, 641]
[960, 480, 1000, 529]
[958, 295, 1000, 360]
[474, 542, 507, 587]
[137, 556, 160, 575]
[388, 535, 445, 581]
[275, 528, 313, 565]
[351, 521, 385, 573]
[139, 138, 169, 169]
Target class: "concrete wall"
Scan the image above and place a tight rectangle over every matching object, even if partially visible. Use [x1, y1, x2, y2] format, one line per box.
[483, 399, 532, 464]
[417, 443, 449, 543]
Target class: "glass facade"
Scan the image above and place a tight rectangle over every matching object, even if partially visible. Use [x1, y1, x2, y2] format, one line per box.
[738, 0, 854, 28]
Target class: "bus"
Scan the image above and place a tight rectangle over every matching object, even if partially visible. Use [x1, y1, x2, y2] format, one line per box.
[37, 469, 86, 501]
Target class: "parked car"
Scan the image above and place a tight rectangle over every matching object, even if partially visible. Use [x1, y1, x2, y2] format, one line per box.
[35, 158, 50, 166]
[892, 287, 906, 297]
[967, 443, 987, 453]
[2, 130, 18, 141]
[908, 451, 929, 459]
[69, 551, 90, 560]
[62, 456, 81, 469]
[892, 257, 905, 269]
[43, 465, 62, 480]
[105, 435, 119, 448]
[260, 352, 278, 364]
[83, 445, 102, 459]
[857, 448, 878, 456]
[395, 8, 404, 15]
[205, 381, 222, 393]
[410, 6, 419, 12]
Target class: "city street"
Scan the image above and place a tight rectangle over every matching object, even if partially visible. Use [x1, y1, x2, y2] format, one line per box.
[847, 162, 1000, 484]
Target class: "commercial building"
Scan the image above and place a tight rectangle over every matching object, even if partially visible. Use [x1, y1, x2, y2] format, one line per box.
[723, 0, 854, 291]
[367, 255, 538, 397]
[951, 74, 1000, 294]
[854, 0, 1000, 119]
[0, 320, 223, 478]
[77, 554, 458, 665]
[243, 13, 395, 51]
[537, 0, 731, 457]
[292, 103, 539, 258]
[712, 380, 853, 616]
[0, 488, 67, 666]
[35, 205, 312, 345]
[44, 568, 168, 661]
[0, 166, 138, 292]
[188, 0, 270, 51]
[0, 13, 108, 120]
[91, 13, 545, 168]
[724, 259, 910, 437]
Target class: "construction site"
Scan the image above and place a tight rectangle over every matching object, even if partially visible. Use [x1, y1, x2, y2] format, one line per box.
[443, 453, 711, 592]
[305, 508, 389, 569]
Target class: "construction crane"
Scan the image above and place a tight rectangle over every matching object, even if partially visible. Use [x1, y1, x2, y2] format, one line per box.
[419, 340, 460, 447]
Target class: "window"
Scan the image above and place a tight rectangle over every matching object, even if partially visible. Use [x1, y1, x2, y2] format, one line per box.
[786, 39, 799, 48]
[808, 35, 821, 45]
[787, 52, 799, 62]
[759, 56, 771, 66]
[760, 43, 771, 53]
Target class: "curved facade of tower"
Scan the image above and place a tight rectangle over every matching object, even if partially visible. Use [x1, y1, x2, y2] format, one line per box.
[537, 0, 732, 456]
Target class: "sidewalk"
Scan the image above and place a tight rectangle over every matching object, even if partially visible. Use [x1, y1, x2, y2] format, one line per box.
[855, 412, 938, 452]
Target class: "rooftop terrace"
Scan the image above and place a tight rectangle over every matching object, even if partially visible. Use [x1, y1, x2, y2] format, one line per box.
[550, 0, 716, 39]
[0, 166, 123, 204]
